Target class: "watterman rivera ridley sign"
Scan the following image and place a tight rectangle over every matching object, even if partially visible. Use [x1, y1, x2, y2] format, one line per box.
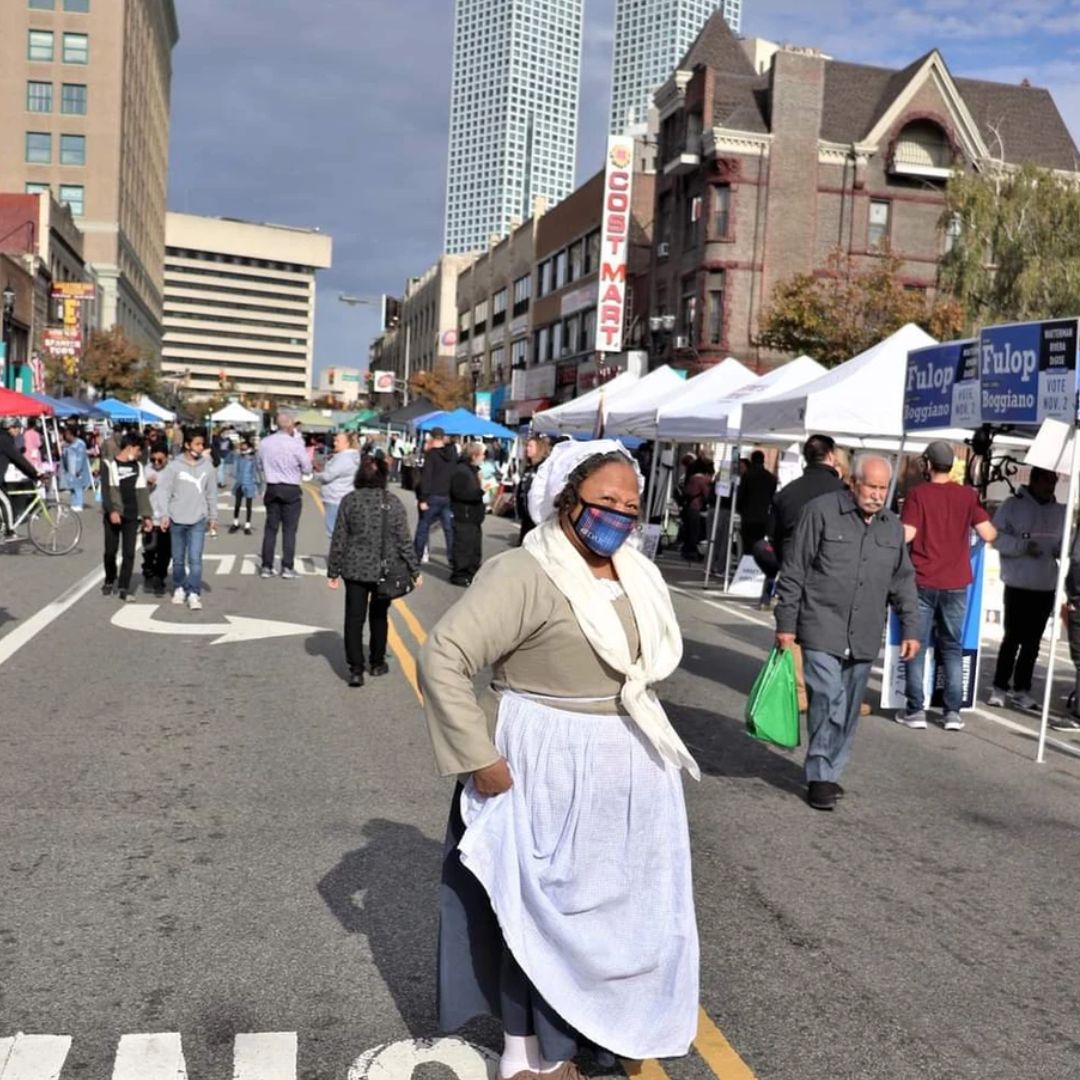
[596, 136, 634, 353]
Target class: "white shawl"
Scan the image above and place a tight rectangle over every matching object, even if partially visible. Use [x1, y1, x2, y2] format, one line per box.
[524, 518, 700, 780]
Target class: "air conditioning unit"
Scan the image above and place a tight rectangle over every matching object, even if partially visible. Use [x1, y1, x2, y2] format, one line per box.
[657, 241, 670, 258]
[675, 335, 689, 349]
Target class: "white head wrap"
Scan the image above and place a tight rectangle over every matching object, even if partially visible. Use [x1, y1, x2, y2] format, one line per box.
[527, 438, 642, 525]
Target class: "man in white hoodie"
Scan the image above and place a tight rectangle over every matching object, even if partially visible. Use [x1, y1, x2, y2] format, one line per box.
[988, 467, 1066, 710]
[155, 428, 218, 611]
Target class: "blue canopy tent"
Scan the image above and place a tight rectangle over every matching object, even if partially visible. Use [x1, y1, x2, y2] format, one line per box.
[58, 397, 108, 419]
[28, 392, 82, 418]
[96, 397, 157, 424]
[415, 407, 516, 440]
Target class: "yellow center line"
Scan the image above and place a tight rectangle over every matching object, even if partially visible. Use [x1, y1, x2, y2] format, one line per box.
[304, 482, 325, 514]
[621, 1058, 672, 1079]
[394, 596, 428, 646]
[694, 1006, 757, 1079]
[388, 619, 423, 704]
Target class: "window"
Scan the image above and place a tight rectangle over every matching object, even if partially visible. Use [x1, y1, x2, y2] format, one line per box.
[569, 239, 584, 281]
[64, 0, 91, 10]
[535, 325, 550, 364]
[62, 33, 89, 64]
[26, 132, 52, 164]
[29, 30, 54, 61]
[564, 313, 580, 355]
[713, 185, 731, 238]
[868, 199, 890, 250]
[555, 249, 568, 290]
[539, 259, 553, 297]
[60, 133, 85, 165]
[29, 0, 55, 8]
[945, 213, 962, 255]
[27, 81, 53, 112]
[511, 338, 528, 368]
[25, 182, 50, 196]
[61, 83, 87, 114]
[492, 287, 507, 325]
[59, 184, 84, 216]
[581, 308, 596, 349]
[552, 321, 563, 358]
[512, 274, 530, 315]
[658, 193, 673, 246]
[707, 271, 725, 346]
[679, 282, 697, 344]
[584, 229, 601, 274]
[683, 195, 702, 249]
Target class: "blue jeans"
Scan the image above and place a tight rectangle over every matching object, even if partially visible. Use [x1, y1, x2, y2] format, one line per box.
[414, 494, 454, 562]
[170, 519, 207, 596]
[904, 586, 968, 715]
[324, 499, 340, 539]
[803, 649, 873, 783]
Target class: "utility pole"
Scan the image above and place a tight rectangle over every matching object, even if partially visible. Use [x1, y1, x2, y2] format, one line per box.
[403, 322, 411, 406]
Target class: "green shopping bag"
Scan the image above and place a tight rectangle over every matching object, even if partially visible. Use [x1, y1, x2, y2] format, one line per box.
[745, 647, 801, 749]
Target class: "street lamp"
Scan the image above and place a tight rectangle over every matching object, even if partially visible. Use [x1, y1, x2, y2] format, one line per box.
[2, 283, 16, 391]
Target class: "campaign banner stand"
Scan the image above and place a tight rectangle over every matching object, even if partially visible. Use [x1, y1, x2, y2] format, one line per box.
[881, 542, 986, 712]
[727, 555, 766, 598]
[904, 338, 980, 431]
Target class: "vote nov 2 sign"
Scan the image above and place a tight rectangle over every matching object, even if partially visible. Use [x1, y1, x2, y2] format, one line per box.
[904, 339, 979, 432]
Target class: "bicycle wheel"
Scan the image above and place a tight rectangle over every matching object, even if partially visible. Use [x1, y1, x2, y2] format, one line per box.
[28, 502, 82, 555]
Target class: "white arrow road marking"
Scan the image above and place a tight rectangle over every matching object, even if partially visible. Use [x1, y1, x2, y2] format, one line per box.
[110, 605, 326, 645]
[349, 1038, 497, 1080]
[202, 554, 237, 575]
[0, 1033, 72, 1079]
[241, 555, 259, 575]
[111, 1033, 187, 1080]
[233, 1032, 297, 1079]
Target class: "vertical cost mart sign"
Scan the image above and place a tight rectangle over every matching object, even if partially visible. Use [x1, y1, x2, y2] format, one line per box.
[596, 135, 634, 353]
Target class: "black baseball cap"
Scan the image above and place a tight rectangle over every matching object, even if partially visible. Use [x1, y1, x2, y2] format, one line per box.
[924, 440, 954, 470]
[430, 426, 446, 440]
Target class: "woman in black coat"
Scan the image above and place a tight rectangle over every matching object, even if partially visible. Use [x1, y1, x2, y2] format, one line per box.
[449, 442, 486, 587]
[327, 455, 420, 687]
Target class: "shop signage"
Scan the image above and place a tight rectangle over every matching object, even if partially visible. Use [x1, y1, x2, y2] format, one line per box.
[41, 327, 82, 358]
[903, 338, 979, 432]
[372, 370, 396, 394]
[978, 318, 1078, 425]
[596, 135, 634, 353]
[50, 281, 96, 300]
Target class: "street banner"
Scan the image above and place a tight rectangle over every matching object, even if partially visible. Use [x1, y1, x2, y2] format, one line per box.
[978, 318, 1079, 425]
[904, 338, 979, 431]
[880, 540, 986, 711]
[596, 135, 634, 353]
[30, 353, 45, 393]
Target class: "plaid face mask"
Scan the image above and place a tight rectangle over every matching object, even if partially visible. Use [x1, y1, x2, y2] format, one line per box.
[572, 500, 637, 558]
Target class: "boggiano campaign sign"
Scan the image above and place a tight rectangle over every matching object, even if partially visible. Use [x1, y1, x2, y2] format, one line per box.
[904, 338, 979, 432]
[978, 318, 1079, 425]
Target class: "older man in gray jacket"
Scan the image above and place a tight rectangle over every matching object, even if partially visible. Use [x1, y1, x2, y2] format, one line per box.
[775, 455, 920, 811]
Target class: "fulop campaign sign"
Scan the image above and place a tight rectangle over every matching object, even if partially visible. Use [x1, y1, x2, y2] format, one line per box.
[880, 541, 985, 711]
[978, 318, 1079, 425]
[904, 338, 979, 431]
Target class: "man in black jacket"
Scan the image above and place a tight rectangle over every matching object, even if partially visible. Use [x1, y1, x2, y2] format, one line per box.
[768, 434, 845, 568]
[737, 449, 777, 555]
[449, 442, 486, 586]
[0, 417, 44, 538]
[414, 427, 457, 563]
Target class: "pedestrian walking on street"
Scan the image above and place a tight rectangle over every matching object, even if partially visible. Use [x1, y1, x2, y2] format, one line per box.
[420, 439, 700, 1077]
[449, 441, 486, 586]
[100, 432, 153, 602]
[326, 454, 420, 688]
[314, 430, 360, 538]
[515, 434, 551, 544]
[414, 426, 457, 565]
[229, 438, 262, 535]
[896, 441, 997, 732]
[679, 457, 713, 561]
[156, 427, 218, 611]
[737, 449, 777, 557]
[775, 455, 920, 811]
[987, 467, 1065, 711]
[60, 425, 92, 512]
[142, 445, 172, 596]
[1, 417, 47, 537]
[257, 412, 311, 580]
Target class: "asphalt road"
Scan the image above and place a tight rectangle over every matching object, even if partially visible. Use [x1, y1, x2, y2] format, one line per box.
[2, 489, 1079, 1079]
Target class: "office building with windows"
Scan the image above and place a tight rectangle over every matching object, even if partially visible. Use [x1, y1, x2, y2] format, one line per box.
[161, 213, 332, 403]
[610, 0, 742, 135]
[444, 0, 584, 254]
[0, 0, 179, 360]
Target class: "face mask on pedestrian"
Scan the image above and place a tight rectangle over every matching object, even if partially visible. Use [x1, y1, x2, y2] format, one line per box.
[571, 500, 638, 558]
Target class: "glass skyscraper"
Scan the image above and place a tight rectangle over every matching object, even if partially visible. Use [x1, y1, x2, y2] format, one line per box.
[444, 0, 585, 254]
[609, 0, 743, 135]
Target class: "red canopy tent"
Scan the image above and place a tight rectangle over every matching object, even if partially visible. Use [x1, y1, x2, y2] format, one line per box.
[0, 387, 53, 417]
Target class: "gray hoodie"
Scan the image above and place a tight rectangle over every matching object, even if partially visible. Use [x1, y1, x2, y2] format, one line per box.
[992, 486, 1066, 592]
[156, 453, 217, 526]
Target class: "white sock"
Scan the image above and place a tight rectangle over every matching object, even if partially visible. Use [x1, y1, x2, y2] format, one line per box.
[500, 1033, 540, 1078]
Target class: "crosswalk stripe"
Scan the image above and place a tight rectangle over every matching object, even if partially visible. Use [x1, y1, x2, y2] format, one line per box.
[203, 554, 237, 575]
[111, 1033, 187, 1080]
[233, 1032, 297, 1079]
[0, 1034, 72, 1079]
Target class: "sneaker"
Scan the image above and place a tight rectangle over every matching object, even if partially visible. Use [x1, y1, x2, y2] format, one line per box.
[2, 529, 18, 543]
[153, 578, 166, 597]
[228, 523, 241, 534]
[259, 566, 274, 579]
[806, 781, 837, 811]
[369, 662, 390, 677]
[1010, 691, 1039, 711]
[348, 669, 365, 688]
[171, 586, 186, 605]
[894, 709, 927, 730]
[1049, 714, 1080, 732]
[280, 567, 297, 580]
[244, 523, 253, 534]
[101, 581, 115, 596]
[187, 593, 203, 610]
[942, 712, 965, 732]
[118, 590, 135, 603]
[987, 688, 1006, 707]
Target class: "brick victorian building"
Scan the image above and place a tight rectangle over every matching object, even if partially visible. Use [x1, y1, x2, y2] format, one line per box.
[651, 14, 1079, 371]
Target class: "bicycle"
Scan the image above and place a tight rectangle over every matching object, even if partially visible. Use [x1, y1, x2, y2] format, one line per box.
[0, 483, 82, 555]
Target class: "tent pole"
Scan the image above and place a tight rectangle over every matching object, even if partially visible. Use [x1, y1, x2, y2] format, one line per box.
[722, 450, 741, 592]
[886, 434, 906, 508]
[646, 440, 662, 522]
[703, 488, 723, 588]
[1036, 427, 1080, 763]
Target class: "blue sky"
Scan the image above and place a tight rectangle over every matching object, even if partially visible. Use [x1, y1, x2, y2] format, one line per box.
[167, 0, 1080, 382]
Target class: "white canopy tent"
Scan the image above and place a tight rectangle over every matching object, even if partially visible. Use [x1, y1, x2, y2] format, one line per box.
[531, 371, 639, 435]
[210, 400, 261, 425]
[658, 355, 822, 442]
[603, 366, 693, 437]
[134, 395, 175, 422]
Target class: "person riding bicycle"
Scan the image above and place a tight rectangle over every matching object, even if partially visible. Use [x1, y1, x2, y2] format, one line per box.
[1, 416, 47, 539]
